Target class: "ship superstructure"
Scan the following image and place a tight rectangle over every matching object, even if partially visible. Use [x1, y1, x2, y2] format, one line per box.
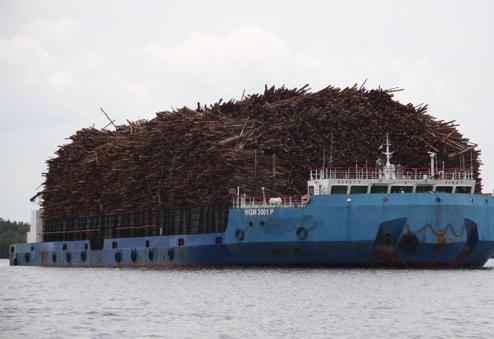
[307, 135, 475, 196]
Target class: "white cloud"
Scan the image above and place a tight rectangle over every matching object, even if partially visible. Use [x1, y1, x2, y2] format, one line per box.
[49, 69, 76, 89]
[0, 35, 53, 64]
[389, 58, 445, 103]
[0, 19, 76, 67]
[83, 49, 104, 68]
[0, 19, 80, 90]
[115, 76, 150, 97]
[147, 25, 322, 75]
[23, 18, 77, 37]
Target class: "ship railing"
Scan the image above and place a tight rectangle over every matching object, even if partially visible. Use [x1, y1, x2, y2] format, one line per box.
[232, 194, 309, 209]
[309, 167, 474, 181]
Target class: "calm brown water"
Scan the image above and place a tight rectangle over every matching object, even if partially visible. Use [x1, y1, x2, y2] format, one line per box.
[1, 259, 494, 338]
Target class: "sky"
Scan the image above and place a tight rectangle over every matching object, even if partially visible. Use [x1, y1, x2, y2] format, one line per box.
[0, 0, 493, 222]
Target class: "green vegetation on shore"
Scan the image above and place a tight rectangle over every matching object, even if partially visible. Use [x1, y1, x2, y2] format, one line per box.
[0, 218, 29, 258]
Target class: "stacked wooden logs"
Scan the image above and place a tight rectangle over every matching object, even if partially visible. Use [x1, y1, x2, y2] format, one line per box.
[36, 85, 481, 220]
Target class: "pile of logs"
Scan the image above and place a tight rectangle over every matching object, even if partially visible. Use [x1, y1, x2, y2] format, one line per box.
[36, 84, 481, 219]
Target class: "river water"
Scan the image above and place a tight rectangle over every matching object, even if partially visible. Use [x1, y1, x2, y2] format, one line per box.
[1, 259, 494, 338]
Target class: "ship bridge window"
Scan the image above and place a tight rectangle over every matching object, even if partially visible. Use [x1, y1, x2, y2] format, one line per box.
[416, 185, 433, 193]
[350, 186, 368, 194]
[435, 186, 453, 193]
[455, 186, 472, 194]
[331, 185, 348, 194]
[309, 185, 315, 196]
[390, 186, 413, 193]
[370, 185, 388, 194]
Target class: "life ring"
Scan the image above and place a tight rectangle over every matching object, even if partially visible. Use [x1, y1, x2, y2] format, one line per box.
[399, 232, 419, 252]
[52, 252, 57, 263]
[115, 251, 122, 263]
[130, 249, 138, 262]
[148, 248, 154, 261]
[235, 229, 244, 241]
[296, 227, 308, 240]
[66, 252, 72, 263]
[80, 250, 87, 262]
[25, 252, 30, 263]
[167, 248, 174, 260]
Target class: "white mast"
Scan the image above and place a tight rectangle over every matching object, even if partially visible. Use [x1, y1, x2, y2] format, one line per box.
[383, 133, 393, 166]
[428, 152, 436, 178]
[382, 134, 395, 179]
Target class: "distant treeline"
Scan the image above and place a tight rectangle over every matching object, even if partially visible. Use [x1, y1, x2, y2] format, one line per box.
[0, 218, 29, 258]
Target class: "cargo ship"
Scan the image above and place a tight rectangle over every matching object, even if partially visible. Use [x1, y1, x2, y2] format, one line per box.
[9, 136, 494, 267]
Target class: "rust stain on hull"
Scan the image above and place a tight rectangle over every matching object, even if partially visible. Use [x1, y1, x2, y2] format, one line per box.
[41, 250, 49, 265]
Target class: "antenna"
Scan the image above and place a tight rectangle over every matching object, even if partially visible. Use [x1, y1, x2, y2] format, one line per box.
[330, 130, 334, 163]
[470, 150, 473, 175]
[253, 147, 258, 196]
[329, 130, 334, 178]
[322, 147, 326, 179]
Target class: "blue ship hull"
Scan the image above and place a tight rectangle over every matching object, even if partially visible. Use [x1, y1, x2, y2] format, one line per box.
[10, 193, 494, 268]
